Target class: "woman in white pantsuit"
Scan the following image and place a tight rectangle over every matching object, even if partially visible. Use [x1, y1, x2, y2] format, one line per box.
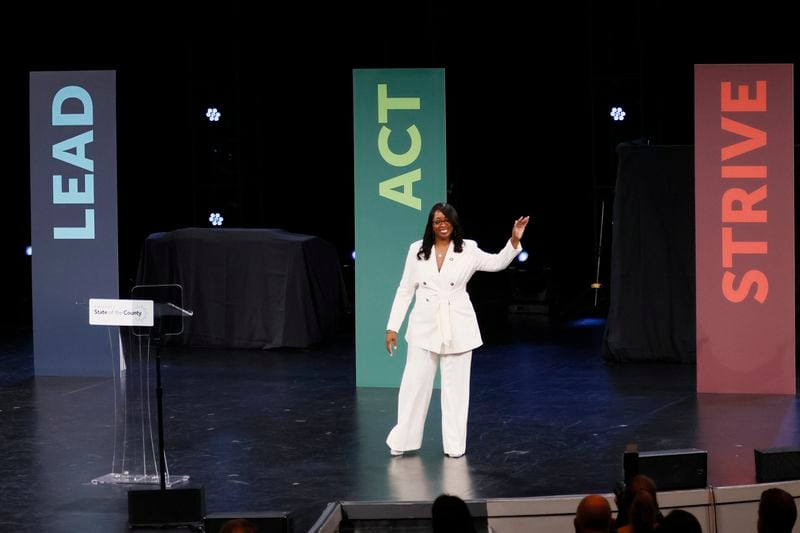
[385, 203, 529, 458]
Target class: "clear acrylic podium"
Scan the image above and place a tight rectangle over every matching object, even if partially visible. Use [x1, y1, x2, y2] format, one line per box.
[91, 284, 192, 488]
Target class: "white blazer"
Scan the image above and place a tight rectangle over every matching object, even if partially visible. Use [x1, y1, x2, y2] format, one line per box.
[387, 238, 522, 354]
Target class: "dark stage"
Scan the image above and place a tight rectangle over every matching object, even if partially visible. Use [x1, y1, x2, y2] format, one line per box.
[1, 318, 798, 532]
[7, 4, 800, 532]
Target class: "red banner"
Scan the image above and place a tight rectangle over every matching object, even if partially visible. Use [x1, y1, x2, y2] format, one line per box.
[695, 64, 794, 394]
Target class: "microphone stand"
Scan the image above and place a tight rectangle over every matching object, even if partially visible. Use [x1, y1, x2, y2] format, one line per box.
[155, 303, 192, 492]
[154, 334, 167, 492]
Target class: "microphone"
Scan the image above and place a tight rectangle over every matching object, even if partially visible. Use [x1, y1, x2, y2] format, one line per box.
[166, 302, 194, 317]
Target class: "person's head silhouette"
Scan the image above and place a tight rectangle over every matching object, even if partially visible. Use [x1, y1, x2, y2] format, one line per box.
[574, 494, 612, 533]
[220, 517, 257, 533]
[432, 494, 476, 533]
[758, 488, 797, 533]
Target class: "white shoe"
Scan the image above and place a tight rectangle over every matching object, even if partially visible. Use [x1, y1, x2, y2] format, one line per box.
[445, 452, 465, 458]
[390, 449, 404, 456]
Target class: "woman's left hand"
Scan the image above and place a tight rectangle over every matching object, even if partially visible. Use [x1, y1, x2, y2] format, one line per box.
[511, 216, 529, 247]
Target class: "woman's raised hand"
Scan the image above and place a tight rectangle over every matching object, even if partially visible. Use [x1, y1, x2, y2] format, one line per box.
[511, 216, 530, 247]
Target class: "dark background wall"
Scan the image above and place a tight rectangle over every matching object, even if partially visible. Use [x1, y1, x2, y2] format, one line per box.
[2, 2, 797, 334]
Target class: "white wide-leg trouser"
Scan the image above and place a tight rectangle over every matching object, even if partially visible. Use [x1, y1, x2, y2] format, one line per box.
[386, 344, 472, 457]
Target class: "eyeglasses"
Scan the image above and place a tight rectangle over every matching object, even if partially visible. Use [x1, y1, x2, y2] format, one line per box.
[432, 218, 451, 226]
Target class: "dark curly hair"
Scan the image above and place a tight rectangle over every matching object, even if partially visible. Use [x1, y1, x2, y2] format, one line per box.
[417, 202, 464, 260]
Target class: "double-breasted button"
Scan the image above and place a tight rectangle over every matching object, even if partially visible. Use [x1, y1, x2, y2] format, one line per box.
[422, 281, 427, 286]
[450, 282, 454, 286]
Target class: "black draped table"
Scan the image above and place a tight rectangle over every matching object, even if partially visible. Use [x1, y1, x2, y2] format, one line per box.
[136, 228, 345, 349]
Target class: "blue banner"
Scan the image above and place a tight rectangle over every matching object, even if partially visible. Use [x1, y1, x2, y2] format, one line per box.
[29, 71, 119, 376]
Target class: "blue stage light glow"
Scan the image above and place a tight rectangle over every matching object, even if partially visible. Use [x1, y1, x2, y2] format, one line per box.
[517, 250, 529, 262]
[570, 317, 606, 328]
[208, 212, 224, 226]
[610, 106, 626, 121]
[25, 245, 32, 256]
[351, 250, 356, 260]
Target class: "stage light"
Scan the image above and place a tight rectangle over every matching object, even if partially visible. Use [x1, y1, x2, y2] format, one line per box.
[25, 245, 32, 256]
[610, 106, 626, 121]
[570, 317, 605, 328]
[517, 251, 529, 263]
[208, 212, 224, 226]
[351, 250, 356, 260]
[206, 107, 221, 122]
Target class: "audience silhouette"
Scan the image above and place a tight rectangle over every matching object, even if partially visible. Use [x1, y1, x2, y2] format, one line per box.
[658, 509, 701, 533]
[432, 493, 477, 533]
[758, 487, 797, 533]
[219, 517, 257, 533]
[616, 474, 661, 533]
[574, 494, 613, 533]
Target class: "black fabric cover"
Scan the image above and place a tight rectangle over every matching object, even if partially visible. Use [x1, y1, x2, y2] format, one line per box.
[604, 144, 696, 363]
[136, 228, 345, 349]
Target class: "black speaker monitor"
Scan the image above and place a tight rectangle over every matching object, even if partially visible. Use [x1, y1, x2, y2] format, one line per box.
[128, 487, 205, 527]
[635, 448, 708, 491]
[755, 446, 800, 483]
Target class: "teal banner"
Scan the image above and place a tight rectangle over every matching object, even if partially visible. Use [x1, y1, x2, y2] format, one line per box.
[353, 69, 447, 387]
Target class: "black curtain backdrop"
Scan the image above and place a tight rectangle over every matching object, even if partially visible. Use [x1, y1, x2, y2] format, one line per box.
[604, 143, 695, 363]
[604, 143, 800, 364]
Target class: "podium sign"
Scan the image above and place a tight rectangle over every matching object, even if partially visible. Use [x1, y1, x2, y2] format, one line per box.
[694, 64, 795, 394]
[89, 299, 154, 327]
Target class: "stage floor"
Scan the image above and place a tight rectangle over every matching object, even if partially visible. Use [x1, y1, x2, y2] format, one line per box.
[1, 318, 798, 532]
